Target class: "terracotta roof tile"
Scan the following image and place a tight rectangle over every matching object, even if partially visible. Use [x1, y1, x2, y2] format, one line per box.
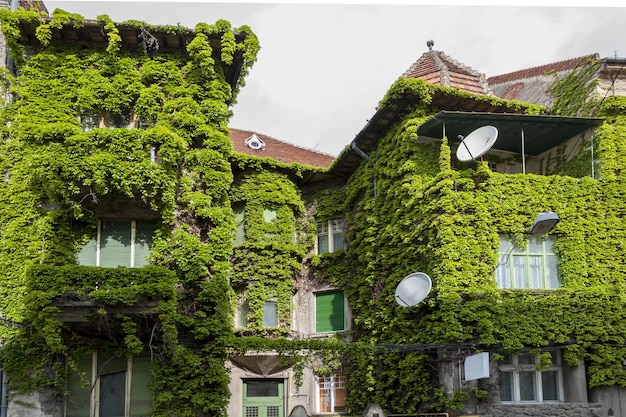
[229, 128, 335, 169]
[402, 50, 493, 96]
[487, 54, 599, 85]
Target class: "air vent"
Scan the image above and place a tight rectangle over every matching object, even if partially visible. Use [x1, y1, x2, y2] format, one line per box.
[245, 134, 266, 150]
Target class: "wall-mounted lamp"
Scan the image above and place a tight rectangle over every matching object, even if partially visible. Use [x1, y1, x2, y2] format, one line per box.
[608, 408, 614, 416]
[529, 211, 560, 235]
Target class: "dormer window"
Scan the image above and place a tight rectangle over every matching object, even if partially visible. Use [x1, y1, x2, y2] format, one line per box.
[245, 134, 265, 151]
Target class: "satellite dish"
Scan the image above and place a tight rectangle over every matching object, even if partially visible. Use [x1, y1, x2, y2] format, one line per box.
[456, 125, 498, 162]
[395, 272, 432, 308]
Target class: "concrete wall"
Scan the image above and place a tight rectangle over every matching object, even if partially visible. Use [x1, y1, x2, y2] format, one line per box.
[7, 391, 63, 417]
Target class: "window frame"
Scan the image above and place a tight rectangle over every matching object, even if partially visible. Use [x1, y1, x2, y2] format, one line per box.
[316, 373, 347, 414]
[316, 218, 344, 254]
[499, 351, 563, 404]
[496, 234, 559, 289]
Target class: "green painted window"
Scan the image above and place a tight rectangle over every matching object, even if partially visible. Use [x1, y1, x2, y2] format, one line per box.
[499, 351, 562, 403]
[66, 352, 152, 417]
[316, 218, 344, 254]
[315, 291, 345, 333]
[77, 220, 154, 268]
[496, 235, 559, 289]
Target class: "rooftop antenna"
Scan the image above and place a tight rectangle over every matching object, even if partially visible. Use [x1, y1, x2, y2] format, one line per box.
[456, 125, 499, 162]
[395, 272, 432, 308]
[427, 40, 434, 52]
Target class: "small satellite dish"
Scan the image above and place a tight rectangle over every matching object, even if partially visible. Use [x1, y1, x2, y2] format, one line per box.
[456, 125, 498, 162]
[395, 272, 432, 308]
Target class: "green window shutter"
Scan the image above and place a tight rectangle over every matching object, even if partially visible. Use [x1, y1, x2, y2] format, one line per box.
[66, 353, 93, 417]
[77, 237, 97, 266]
[100, 220, 131, 267]
[130, 356, 152, 417]
[134, 221, 154, 267]
[315, 291, 344, 333]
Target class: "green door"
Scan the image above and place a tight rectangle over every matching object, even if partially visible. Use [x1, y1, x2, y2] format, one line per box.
[242, 379, 284, 417]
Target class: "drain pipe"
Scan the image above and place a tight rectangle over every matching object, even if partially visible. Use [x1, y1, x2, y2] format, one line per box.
[1, 369, 7, 417]
[351, 141, 377, 198]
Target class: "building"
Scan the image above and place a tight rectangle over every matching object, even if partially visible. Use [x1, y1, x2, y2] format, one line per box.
[3, 5, 626, 417]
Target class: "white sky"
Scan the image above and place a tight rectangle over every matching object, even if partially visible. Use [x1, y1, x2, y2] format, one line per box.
[43, 0, 626, 156]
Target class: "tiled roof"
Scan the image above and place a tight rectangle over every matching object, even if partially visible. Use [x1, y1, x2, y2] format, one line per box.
[402, 49, 493, 96]
[488, 54, 599, 106]
[229, 128, 335, 169]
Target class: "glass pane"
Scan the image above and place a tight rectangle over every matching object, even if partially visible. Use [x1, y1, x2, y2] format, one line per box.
[519, 371, 537, 401]
[129, 357, 152, 417]
[518, 354, 535, 365]
[541, 371, 559, 401]
[315, 291, 344, 332]
[499, 371, 513, 401]
[495, 262, 510, 288]
[66, 354, 92, 417]
[545, 255, 559, 289]
[500, 353, 513, 365]
[513, 256, 527, 288]
[80, 110, 99, 132]
[134, 221, 153, 267]
[331, 219, 343, 251]
[247, 380, 279, 397]
[317, 222, 329, 253]
[544, 236, 556, 253]
[109, 109, 131, 128]
[528, 255, 543, 288]
[100, 220, 131, 267]
[263, 301, 278, 327]
[77, 237, 97, 266]
[99, 371, 126, 417]
[237, 300, 249, 329]
[528, 236, 543, 253]
[263, 207, 277, 223]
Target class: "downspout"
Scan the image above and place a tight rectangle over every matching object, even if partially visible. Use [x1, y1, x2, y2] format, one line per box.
[1, 369, 7, 417]
[351, 141, 377, 198]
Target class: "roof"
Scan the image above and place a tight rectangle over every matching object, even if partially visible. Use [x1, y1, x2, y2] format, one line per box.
[229, 128, 335, 169]
[402, 47, 493, 96]
[417, 111, 603, 156]
[488, 54, 599, 106]
[11, 16, 247, 97]
[331, 87, 529, 178]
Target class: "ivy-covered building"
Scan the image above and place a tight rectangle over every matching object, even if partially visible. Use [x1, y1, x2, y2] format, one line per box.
[3, 4, 626, 417]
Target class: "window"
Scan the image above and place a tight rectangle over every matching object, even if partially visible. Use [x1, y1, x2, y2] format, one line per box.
[317, 374, 346, 413]
[235, 296, 250, 329]
[315, 291, 345, 333]
[263, 300, 278, 327]
[106, 109, 132, 128]
[66, 352, 151, 417]
[79, 109, 100, 132]
[499, 351, 562, 403]
[77, 220, 154, 268]
[317, 218, 344, 254]
[496, 235, 559, 289]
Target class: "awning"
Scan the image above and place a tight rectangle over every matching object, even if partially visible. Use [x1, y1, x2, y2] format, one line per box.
[417, 111, 603, 156]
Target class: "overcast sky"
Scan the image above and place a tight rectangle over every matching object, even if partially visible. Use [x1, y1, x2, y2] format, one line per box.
[43, 0, 626, 156]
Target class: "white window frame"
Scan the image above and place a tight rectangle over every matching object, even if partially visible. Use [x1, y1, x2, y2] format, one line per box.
[316, 218, 344, 254]
[316, 373, 347, 414]
[499, 351, 563, 403]
[496, 234, 559, 289]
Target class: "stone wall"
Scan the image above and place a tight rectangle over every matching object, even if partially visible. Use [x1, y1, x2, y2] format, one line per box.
[477, 403, 603, 417]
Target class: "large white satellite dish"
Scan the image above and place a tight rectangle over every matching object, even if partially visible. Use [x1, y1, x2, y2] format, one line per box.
[395, 272, 432, 308]
[456, 125, 499, 162]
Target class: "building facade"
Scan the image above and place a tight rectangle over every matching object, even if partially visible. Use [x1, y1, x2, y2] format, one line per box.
[2, 5, 626, 417]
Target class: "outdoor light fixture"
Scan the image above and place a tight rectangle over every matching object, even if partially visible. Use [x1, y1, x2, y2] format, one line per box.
[529, 211, 560, 235]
